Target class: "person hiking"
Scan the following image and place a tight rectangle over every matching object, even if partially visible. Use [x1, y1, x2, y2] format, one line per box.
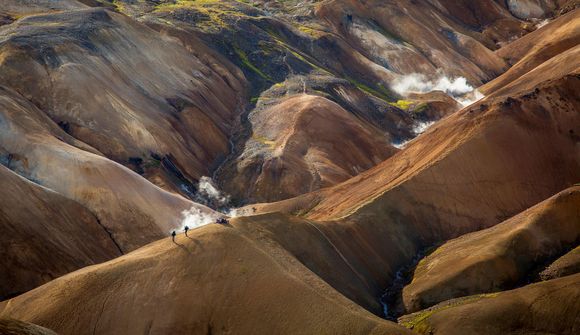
[184, 225, 189, 237]
[171, 230, 176, 242]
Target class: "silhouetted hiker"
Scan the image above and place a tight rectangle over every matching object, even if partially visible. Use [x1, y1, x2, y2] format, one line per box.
[171, 230, 176, 242]
[184, 225, 189, 236]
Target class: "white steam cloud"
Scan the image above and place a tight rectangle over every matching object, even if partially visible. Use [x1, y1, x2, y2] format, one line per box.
[196, 176, 230, 208]
[389, 73, 486, 149]
[456, 89, 485, 107]
[392, 73, 484, 106]
[179, 207, 219, 231]
[175, 176, 240, 233]
[392, 73, 474, 97]
[392, 120, 435, 149]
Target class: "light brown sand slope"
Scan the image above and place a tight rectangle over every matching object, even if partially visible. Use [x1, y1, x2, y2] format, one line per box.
[399, 273, 580, 335]
[0, 214, 414, 335]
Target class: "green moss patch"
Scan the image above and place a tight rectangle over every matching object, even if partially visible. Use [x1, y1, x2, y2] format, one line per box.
[401, 293, 499, 334]
[233, 45, 272, 81]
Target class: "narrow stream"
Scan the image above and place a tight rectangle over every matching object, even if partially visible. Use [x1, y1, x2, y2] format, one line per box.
[379, 251, 426, 321]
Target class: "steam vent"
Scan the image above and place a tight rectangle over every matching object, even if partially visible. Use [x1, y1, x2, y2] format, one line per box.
[1, 1, 579, 334]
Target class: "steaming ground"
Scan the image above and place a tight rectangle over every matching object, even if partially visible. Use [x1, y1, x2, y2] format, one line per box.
[392, 120, 435, 149]
[195, 176, 231, 209]
[186, 73, 489, 224]
[456, 90, 485, 106]
[179, 207, 219, 231]
[178, 176, 239, 233]
[393, 73, 485, 106]
[390, 73, 485, 148]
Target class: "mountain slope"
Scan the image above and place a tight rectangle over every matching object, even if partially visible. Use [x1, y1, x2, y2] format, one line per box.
[401, 186, 580, 313]
[0, 215, 414, 335]
[399, 273, 580, 335]
[540, 245, 580, 280]
[0, 2, 579, 335]
[244, 59, 580, 315]
[219, 94, 397, 203]
[481, 9, 580, 95]
[0, 165, 121, 300]
[0, 80, 217, 253]
[0, 318, 58, 335]
[0, 7, 245, 196]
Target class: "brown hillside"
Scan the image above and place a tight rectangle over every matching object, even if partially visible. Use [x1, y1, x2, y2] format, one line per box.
[481, 9, 580, 95]
[0, 7, 245, 194]
[0, 319, 58, 335]
[540, 245, 580, 280]
[401, 187, 580, 313]
[399, 273, 580, 335]
[0, 83, 218, 253]
[220, 94, 397, 203]
[0, 215, 414, 335]
[0, 165, 121, 300]
[244, 71, 580, 312]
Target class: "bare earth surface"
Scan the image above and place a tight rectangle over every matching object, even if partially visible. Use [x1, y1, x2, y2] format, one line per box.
[0, 1, 579, 334]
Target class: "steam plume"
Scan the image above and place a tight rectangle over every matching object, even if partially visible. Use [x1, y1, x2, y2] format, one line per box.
[176, 176, 240, 232]
[392, 73, 475, 97]
[392, 73, 485, 106]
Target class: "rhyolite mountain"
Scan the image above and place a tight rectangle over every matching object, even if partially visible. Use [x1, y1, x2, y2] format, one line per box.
[0, 1, 579, 335]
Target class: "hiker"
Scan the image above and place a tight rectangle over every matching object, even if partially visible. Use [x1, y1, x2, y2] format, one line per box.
[171, 230, 176, 242]
[184, 225, 189, 236]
